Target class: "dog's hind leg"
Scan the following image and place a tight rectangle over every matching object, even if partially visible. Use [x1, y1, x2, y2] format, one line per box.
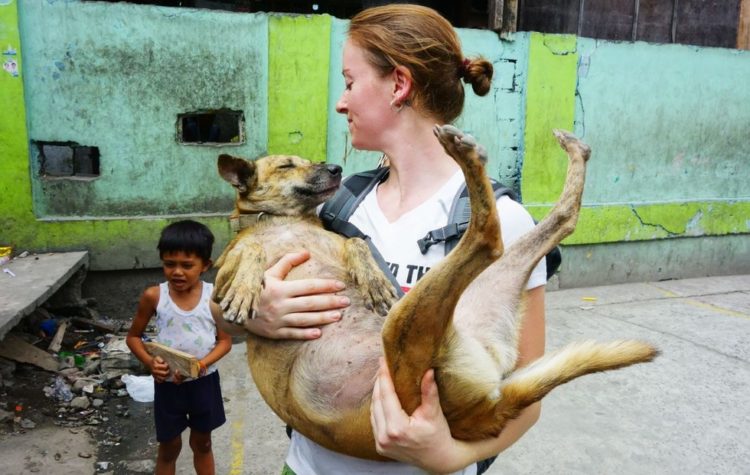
[495, 129, 590, 279]
[454, 129, 591, 354]
[381, 125, 504, 415]
[448, 131, 656, 439]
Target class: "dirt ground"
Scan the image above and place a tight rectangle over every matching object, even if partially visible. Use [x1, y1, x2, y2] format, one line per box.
[0, 343, 160, 474]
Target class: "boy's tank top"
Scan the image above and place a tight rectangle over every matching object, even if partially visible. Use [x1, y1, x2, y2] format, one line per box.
[154, 281, 218, 375]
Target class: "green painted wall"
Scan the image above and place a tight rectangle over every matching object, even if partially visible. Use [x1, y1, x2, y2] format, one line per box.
[522, 33, 578, 204]
[0, 0, 31, 246]
[2, 1, 748, 282]
[522, 34, 750, 248]
[268, 14, 331, 162]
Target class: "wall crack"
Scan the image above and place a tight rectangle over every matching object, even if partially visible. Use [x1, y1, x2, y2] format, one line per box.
[631, 207, 681, 236]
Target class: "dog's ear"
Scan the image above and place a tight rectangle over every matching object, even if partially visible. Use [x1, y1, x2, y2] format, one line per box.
[218, 154, 256, 194]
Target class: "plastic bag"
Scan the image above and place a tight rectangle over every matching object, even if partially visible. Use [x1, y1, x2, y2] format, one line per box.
[120, 374, 155, 402]
[48, 375, 74, 402]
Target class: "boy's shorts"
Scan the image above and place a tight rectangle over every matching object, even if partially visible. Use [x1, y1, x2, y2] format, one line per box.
[153, 370, 226, 442]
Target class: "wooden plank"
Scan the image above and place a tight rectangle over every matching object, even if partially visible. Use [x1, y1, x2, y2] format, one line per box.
[503, 0, 519, 34]
[580, 0, 637, 40]
[739, 0, 750, 49]
[72, 317, 121, 334]
[489, 0, 504, 31]
[636, 0, 675, 43]
[674, 0, 740, 48]
[144, 341, 201, 379]
[518, 0, 580, 34]
[48, 320, 68, 353]
[0, 334, 59, 372]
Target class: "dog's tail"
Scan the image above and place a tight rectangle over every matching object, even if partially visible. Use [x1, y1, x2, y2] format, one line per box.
[494, 340, 658, 422]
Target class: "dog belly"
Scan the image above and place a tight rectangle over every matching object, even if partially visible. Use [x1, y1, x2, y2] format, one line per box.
[294, 334, 381, 413]
[248, 311, 383, 421]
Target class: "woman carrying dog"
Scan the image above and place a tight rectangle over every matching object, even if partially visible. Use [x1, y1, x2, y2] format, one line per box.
[246, 5, 547, 474]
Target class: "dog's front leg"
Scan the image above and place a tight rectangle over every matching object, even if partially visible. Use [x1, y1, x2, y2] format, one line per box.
[343, 238, 398, 316]
[213, 238, 266, 325]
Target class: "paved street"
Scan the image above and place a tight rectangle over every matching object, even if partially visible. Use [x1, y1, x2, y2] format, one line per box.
[177, 274, 750, 475]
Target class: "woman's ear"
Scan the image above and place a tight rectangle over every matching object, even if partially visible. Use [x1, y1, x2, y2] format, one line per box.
[391, 65, 413, 105]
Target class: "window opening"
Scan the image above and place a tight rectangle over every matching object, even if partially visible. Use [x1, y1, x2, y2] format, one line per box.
[36, 142, 101, 178]
[178, 110, 245, 145]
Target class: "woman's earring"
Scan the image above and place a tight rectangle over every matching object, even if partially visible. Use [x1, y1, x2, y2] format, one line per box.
[377, 153, 389, 168]
[390, 100, 404, 113]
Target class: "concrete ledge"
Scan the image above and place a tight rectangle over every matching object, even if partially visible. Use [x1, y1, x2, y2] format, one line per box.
[0, 251, 88, 341]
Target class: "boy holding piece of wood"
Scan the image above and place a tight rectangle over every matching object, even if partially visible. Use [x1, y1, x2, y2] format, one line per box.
[127, 220, 232, 475]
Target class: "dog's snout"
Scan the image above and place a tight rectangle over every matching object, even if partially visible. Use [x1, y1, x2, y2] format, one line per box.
[326, 164, 342, 177]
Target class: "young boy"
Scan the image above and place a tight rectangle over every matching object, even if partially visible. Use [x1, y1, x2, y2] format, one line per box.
[126, 219, 232, 475]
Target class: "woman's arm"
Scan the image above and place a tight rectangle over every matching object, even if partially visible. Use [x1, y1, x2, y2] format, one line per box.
[370, 285, 546, 472]
[237, 250, 350, 340]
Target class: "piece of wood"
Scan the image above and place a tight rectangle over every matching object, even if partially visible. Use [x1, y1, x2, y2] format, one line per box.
[48, 320, 68, 353]
[144, 341, 200, 379]
[71, 317, 120, 334]
[489, 0, 504, 31]
[0, 333, 59, 372]
[502, 0, 519, 35]
[739, 0, 750, 50]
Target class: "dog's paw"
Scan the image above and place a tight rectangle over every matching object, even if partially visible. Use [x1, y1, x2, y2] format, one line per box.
[552, 129, 591, 162]
[364, 274, 398, 317]
[214, 241, 265, 325]
[433, 125, 488, 165]
[221, 280, 261, 325]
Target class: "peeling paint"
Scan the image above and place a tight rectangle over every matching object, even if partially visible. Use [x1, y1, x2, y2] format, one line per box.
[528, 201, 750, 245]
[542, 34, 577, 55]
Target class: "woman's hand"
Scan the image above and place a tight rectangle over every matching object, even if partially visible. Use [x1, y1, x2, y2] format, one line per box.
[370, 358, 469, 473]
[149, 356, 170, 383]
[243, 250, 350, 340]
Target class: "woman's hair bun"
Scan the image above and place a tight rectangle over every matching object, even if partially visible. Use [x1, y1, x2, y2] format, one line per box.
[462, 57, 493, 97]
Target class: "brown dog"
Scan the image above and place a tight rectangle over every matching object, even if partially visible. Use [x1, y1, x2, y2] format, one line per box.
[213, 125, 658, 460]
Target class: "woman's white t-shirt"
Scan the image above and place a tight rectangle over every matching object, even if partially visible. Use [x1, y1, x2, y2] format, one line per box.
[286, 171, 546, 475]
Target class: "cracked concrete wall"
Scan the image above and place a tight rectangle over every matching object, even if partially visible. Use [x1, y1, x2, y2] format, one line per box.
[522, 33, 749, 285]
[2, 2, 748, 284]
[20, 1, 266, 218]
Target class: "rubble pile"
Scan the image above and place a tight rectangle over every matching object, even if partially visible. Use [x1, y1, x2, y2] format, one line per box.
[0, 307, 154, 435]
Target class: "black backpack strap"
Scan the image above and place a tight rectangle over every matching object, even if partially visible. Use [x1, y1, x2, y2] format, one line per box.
[319, 168, 404, 298]
[416, 179, 562, 280]
[417, 180, 515, 255]
[320, 168, 389, 229]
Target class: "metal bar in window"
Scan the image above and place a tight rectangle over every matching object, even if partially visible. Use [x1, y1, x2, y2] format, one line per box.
[671, 0, 679, 44]
[632, 0, 640, 41]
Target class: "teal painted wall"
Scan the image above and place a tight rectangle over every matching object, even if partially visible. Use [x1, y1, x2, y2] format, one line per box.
[20, 1, 266, 217]
[2, 1, 748, 283]
[576, 40, 748, 204]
